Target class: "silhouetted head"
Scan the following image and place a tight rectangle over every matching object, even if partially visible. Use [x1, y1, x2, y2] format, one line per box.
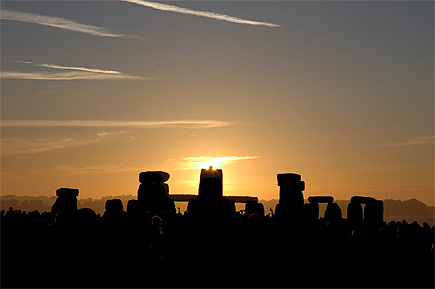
[151, 215, 162, 227]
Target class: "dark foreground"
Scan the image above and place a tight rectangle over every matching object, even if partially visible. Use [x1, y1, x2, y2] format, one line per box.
[1, 208, 434, 288]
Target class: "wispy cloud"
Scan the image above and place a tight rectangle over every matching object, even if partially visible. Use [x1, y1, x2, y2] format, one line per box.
[52, 164, 143, 174]
[2, 61, 147, 81]
[379, 136, 435, 146]
[1, 71, 146, 81]
[1, 120, 234, 154]
[1, 131, 126, 155]
[1, 119, 233, 129]
[35, 63, 121, 74]
[173, 155, 261, 170]
[122, 0, 280, 28]
[1, 130, 139, 155]
[0, 9, 136, 38]
[1, 136, 101, 155]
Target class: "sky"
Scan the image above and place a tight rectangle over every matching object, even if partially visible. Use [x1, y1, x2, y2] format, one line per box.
[1, 0, 434, 205]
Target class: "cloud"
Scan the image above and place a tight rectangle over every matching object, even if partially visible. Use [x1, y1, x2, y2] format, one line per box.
[1, 119, 233, 129]
[96, 131, 115, 137]
[52, 164, 142, 174]
[174, 155, 261, 170]
[1, 120, 234, 154]
[1, 71, 146, 81]
[35, 63, 121, 74]
[0, 9, 136, 38]
[379, 136, 435, 146]
[1, 131, 128, 155]
[3, 61, 148, 81]
[122, 0, 280, 28]
[1, 136, 103, 155]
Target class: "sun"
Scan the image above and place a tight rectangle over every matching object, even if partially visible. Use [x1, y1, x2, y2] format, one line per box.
[198, 157, 224, 169]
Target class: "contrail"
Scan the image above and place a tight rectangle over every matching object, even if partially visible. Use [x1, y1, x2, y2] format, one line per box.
[122, 0, 280, 28]
[1, 119, 234, 129]
[0, 9, 136, 38]
[0, 71, 146, 80]
[3, 61, 149, 80]
[35, 64, 121, 74]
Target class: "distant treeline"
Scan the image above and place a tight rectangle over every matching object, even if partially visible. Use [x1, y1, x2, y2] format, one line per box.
[0, 194, 135, 215]
[1, 194, 433, 224]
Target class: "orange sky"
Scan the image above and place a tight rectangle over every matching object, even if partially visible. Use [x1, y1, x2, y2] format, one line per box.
[1, 1, 433, 205]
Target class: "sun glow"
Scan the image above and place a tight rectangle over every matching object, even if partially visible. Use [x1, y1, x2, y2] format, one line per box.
[198, 157, 225, 169]
[181, 156, 261, 170]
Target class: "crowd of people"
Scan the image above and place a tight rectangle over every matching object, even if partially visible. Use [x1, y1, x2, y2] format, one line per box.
[1, 170, 434, 288]
[1, 204, 434, 288]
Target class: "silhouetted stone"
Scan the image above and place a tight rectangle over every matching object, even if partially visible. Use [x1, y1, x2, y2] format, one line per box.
[245, 201, 265, 216]
[350, 196, 376, 204]
[275, 173, 305, 218]
[198, 167, 223, 199]
[277, 173, 305, 188]
[102, 199, 127, 227]
[304, 202, 320, 221]
[365, 199, 384, 227]
[127, 199, 142, 214]
[137, 171, 175, 215]
[105, 199, 124, 213]
[324, 202, 342, 224]
[308, 196, 334, 204]
[51, 188, 79, 222]
[187, 167, 235, 220]
[139, 171, 169, 184]
[56, 188, 79, 198]
[306, 196, 334, 221]
[350, 196, 384, 227]
[75, 208, 98, 229]
[347, 201, 363, 225]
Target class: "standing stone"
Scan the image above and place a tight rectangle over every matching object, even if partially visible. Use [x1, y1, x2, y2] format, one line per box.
[198, 167, 223, 199]
[187, 167, 235, 220]
[307, 196, 334, 221]
[364, 199, 384, 227]
[349, 196, 384, 227]
[137, 171, 175, 215]
[347, 201, 363, 226]
[245, 201, 265, 217]
[275, 173, 305, 219]
[51, 188, 79, 222]
[324, 202, 342, 224]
